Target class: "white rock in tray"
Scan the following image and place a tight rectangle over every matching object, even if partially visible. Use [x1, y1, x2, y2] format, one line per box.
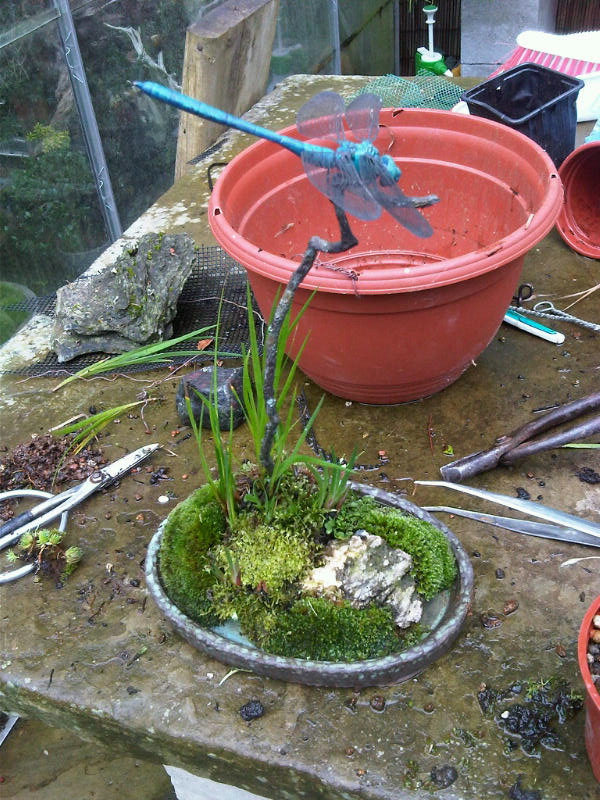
[302, 531, 423, 629]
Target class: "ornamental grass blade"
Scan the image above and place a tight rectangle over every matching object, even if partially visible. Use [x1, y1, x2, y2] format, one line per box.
[52, 325, 233, 390]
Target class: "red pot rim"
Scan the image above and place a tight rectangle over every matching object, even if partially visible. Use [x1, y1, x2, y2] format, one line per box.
[209, 108, 564, 295]
[578, 593, 600, 709]
[556, 141, 600, 260]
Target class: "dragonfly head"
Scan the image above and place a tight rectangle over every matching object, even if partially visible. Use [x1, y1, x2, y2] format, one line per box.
[380, 154, 402, 183]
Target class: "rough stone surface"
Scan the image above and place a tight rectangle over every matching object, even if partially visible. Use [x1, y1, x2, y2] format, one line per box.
[0, 76, 598, 800]
[52, 232, 195, 361]
[176, 366, 245, 430]
[302, 531, 423, 628]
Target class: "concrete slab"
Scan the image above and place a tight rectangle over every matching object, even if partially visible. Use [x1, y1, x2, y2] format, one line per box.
[461, 0, 558, 76]
[0, 75, 599, 800]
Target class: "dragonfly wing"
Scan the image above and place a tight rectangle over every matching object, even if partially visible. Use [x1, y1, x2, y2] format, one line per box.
[372, 179, 434, 238]
[345, 93, 382, 143]
[301, 149, 381, 221]
[297, 91, 346, 142]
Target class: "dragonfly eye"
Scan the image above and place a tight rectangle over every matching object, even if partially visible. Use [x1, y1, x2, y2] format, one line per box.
[380, 154, 401, 183]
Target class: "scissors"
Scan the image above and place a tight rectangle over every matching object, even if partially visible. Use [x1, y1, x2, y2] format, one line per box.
[0, 443, 160, 583]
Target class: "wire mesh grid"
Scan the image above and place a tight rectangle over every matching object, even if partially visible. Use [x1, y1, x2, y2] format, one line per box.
[354, 72, 464, 110]
[1, 246, 262, 377]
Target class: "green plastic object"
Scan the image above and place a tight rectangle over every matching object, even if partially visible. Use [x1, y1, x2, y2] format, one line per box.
[415, 49, 449, 76]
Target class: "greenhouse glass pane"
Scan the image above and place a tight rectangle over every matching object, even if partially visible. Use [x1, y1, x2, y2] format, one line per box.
[70, 0, 217, 232]
[271, 0, 337, 85]
[339, 1, 395, 76]
[0, 7, 108, 296]
[1, 1, 223, 298]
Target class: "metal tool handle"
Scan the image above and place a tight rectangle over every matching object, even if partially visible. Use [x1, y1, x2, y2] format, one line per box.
[416, 480, 600, 538]
[0, 490, 70, 551]
[0, 510, 36, 538]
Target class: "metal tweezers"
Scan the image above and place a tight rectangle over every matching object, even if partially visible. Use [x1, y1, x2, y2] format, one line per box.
[416, 480, 600, 548]
[0, 443, 160, 583]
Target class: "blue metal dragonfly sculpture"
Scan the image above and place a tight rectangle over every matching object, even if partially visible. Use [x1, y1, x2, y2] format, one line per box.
[134, 82, 438, 238]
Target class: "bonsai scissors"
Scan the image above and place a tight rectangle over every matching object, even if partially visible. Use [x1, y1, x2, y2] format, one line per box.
[0, 443, 160, 583]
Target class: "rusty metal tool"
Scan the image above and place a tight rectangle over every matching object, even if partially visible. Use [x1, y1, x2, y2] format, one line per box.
[439, 391, 600, 482]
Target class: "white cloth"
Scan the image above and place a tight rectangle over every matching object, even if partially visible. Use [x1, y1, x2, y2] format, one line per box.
[164, 765, 272, 800]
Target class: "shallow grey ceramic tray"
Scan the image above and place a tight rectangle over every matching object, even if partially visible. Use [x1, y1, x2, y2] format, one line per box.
[145, 483, 473, 687]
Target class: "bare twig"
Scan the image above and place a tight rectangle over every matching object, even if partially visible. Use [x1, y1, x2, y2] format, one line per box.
[259, 203, 358, 474]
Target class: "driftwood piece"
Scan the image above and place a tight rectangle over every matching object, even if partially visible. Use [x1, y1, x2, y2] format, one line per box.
[175, 0, 279, 178]
[440, 391, 600, 482]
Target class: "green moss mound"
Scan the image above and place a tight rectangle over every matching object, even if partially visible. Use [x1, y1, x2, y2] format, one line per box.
[224, 517, 316, 595]
[329, 495, 457, 600]
[158, 485, 226, 624]
[261, 596, 419, 661]
[157, 485, 457, 661]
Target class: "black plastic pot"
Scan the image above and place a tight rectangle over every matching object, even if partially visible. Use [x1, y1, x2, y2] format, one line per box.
[462, 63, 584, 167]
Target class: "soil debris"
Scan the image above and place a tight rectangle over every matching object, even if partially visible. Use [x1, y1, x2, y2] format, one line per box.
[576, 466, 600, 484]
[0, 434, 105, 519]
[239, 700, 265, 721]
[477, 678, 583, 755]
[430, 764, 458, 789]
[508, 775, 542, 800]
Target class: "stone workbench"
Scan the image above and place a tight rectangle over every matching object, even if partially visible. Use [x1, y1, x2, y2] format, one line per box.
[0, 75, 599, 800]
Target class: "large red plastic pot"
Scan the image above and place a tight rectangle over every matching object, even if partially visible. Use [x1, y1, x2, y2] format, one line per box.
[578, 594, 600, 782]
[209, 108, 563, 403]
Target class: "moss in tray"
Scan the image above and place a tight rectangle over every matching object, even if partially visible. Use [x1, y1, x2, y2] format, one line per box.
[158, 485, 457, 662]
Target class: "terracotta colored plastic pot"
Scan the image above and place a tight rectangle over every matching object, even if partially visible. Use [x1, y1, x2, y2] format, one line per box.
[578, 594, 600, 782]
[209, 108, 563, 403]
[556, 141, 600, 259]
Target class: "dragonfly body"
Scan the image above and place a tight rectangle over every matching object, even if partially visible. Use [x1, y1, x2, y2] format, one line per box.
[135, 81, 437, 237]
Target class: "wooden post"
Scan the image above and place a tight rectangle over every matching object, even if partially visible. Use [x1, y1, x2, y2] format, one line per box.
[175, 0, 280, 179]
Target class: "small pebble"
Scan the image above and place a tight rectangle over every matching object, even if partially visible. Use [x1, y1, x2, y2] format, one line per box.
[503, 599, 519, 616]
[515, 487, 531, 500]
[430, 764, 458, 789]
[158, 495, 170, 504]
[239, 700, 264, 721]
[555, 643, 566, 658]
[480, 611, 502, 629]
[370, 695, 386, 712]
[495, 568, 505, 579]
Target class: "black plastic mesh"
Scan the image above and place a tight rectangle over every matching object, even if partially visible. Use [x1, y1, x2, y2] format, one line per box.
[1, 246, 262, 377]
